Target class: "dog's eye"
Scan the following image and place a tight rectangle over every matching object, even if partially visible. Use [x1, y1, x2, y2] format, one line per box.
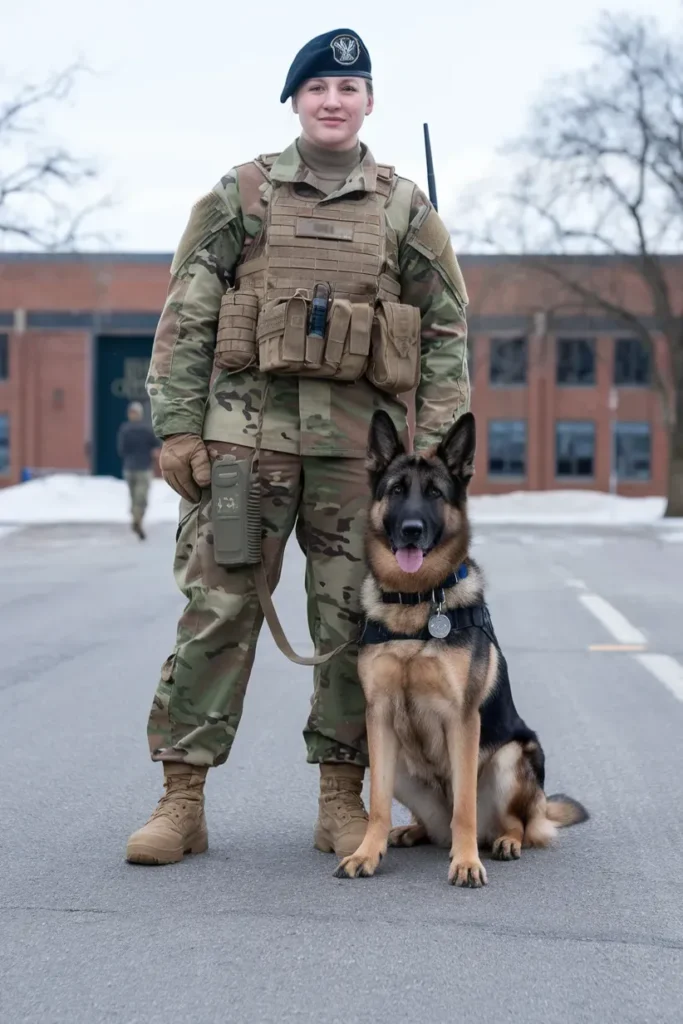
[390, 482, 404, 495]
[426, 484, 442, 499]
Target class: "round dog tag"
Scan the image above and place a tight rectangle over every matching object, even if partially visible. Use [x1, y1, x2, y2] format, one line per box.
[428, 613, 451, 639]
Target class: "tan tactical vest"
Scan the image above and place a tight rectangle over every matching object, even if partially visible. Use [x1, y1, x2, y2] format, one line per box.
[213, 153, 421, 394]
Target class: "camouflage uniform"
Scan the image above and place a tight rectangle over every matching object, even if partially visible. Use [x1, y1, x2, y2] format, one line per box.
[145, 140, 470, 770]
[123, 470, 152, 523]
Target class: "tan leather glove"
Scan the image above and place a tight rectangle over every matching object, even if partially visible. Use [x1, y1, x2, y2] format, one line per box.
[159, 433, 212, 503]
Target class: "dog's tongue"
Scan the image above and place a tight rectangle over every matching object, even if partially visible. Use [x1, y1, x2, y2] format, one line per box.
[396, 547, 424, 574]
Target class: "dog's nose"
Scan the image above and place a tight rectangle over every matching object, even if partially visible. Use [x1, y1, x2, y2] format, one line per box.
[400, 519, 424, 543]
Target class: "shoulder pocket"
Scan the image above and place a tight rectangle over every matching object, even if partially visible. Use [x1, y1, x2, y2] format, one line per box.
[171, 192, 236, 277]
[407, 206, 469, 306]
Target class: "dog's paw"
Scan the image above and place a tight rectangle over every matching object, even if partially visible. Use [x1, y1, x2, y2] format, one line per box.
[448, 855, 488, 888]
[334, 848, 383, 879]
[389, 824, 428, 848]
[492, 836, 521, 861]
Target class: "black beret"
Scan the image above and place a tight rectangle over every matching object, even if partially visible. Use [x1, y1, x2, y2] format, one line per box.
[280, 28, 372, 103]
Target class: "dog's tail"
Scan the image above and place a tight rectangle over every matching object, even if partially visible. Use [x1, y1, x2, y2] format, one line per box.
[545, 793, 590, 828]
[523, 792, 589, 848]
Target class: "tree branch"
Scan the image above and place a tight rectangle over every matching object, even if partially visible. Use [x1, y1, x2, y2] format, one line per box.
[455, 12, 683, 432]
[0, 61, 110, 250]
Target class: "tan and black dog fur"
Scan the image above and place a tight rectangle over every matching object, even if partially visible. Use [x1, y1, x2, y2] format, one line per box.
[335, 410, 588, 887]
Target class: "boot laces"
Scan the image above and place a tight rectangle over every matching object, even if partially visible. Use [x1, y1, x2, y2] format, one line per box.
[324, 789, 367, 825]
[149, 777, 202, 824]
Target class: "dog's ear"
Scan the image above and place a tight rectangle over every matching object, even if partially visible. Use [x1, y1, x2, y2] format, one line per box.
[366, 410, 405, 478]
[436, 412, 476, 485]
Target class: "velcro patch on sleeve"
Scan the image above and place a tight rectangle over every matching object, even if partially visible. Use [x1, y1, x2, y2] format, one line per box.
[413, 206, 450, 259]
[170, 192, 223, 276]
[409, 207, 469, 305]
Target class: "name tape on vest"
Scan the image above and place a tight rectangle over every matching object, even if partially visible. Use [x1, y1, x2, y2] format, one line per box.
[295, 217, 355, 241]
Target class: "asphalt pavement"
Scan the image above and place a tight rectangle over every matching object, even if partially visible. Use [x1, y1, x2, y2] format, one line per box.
[1, 518, 682, 1023]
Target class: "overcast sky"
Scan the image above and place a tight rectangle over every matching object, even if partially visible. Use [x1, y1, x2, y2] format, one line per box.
[2, 0, 682, 252]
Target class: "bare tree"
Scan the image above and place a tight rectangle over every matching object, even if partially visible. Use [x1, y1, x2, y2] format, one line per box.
[0, 62, 109, 250]
[458, 12, 683, 517]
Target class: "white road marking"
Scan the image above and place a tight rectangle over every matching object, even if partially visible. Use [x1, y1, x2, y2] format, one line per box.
[579, 593, 647, 645]
[565, 578, 588, 590]
[576, 588, 683, 706]
[634, 654, 683, 703]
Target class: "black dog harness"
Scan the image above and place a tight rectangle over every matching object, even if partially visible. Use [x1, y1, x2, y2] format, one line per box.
[359, 604, 496, 646]
[358, 563, 498, 647]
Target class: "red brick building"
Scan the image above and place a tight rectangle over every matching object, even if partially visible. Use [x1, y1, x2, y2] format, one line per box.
[0, 252, 673, 495]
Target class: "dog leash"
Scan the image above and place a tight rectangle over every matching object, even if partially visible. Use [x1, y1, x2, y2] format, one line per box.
[250, 375, 352, 668]
[253, 567, 352, 666]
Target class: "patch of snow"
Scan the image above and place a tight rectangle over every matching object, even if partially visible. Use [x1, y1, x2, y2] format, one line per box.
[0, 475, 180, 525]
[468, 489, 681, 527]
[0, 477, 682, 530]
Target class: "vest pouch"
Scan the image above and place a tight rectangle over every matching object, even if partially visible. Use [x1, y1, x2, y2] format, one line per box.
[299, 299, 373, 382]
[321, 299, 352, 373]
[367, 300, 422, 395]
[338, 302, 374, 381]
[257, 292, 309, 375]
[214, 289, 258, 372]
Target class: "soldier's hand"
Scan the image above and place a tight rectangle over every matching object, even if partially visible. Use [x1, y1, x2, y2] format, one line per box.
[159, 433, 212, 503]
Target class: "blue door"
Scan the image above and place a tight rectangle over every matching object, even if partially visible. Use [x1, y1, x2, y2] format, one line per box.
[94, 335, 155, 477]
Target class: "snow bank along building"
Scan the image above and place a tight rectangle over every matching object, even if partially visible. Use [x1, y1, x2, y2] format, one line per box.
[0, 251, 673, 496]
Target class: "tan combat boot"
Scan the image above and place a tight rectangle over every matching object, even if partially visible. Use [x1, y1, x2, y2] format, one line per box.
[126, 763, 209, 865]
[313, 764, 368, 857]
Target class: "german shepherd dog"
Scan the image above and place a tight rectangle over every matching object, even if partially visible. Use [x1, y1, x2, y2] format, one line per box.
[335, 410, 588, 887]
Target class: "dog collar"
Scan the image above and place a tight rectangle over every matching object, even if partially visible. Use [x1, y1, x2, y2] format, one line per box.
[380, 563, 469, 605]
[359, 602, 495, 646]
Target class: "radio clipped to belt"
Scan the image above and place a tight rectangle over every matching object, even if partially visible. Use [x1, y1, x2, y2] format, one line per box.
[210, 374, 353, 668]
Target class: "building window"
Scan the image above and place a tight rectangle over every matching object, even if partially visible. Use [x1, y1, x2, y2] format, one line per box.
[488, 420, 526, 477]
[489, 337, 527, 386]
[556, 338, 596, 385]
[615, 422, 651, 480]
[556, 421, 595, 478]
[0, 334, 8, 381]
[0, 414, 9, 475]
[614, 338, 650, 386]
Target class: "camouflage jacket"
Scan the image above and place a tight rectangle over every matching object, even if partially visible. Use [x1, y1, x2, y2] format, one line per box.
[146, 140, 470, 457]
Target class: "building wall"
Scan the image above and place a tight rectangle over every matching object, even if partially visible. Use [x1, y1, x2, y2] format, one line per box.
[6, 330, 91, 480]
[468, 330, 667, 495]
[0, 252, 675, 493]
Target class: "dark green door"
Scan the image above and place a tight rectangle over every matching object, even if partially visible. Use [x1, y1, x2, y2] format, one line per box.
[94, 335, 154, 477]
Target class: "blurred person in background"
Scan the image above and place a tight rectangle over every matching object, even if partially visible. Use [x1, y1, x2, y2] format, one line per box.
[116, 401, 160, 540]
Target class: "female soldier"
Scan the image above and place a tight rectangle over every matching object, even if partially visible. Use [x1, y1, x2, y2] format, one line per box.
[126, 27, 470, 866]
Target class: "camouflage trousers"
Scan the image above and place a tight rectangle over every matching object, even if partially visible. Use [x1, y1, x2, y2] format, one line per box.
[124, 469, 152, 522]
[146, 442, 369, 769]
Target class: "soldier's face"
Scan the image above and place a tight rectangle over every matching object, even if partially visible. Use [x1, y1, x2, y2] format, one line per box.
[293, 77, 373, 149]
